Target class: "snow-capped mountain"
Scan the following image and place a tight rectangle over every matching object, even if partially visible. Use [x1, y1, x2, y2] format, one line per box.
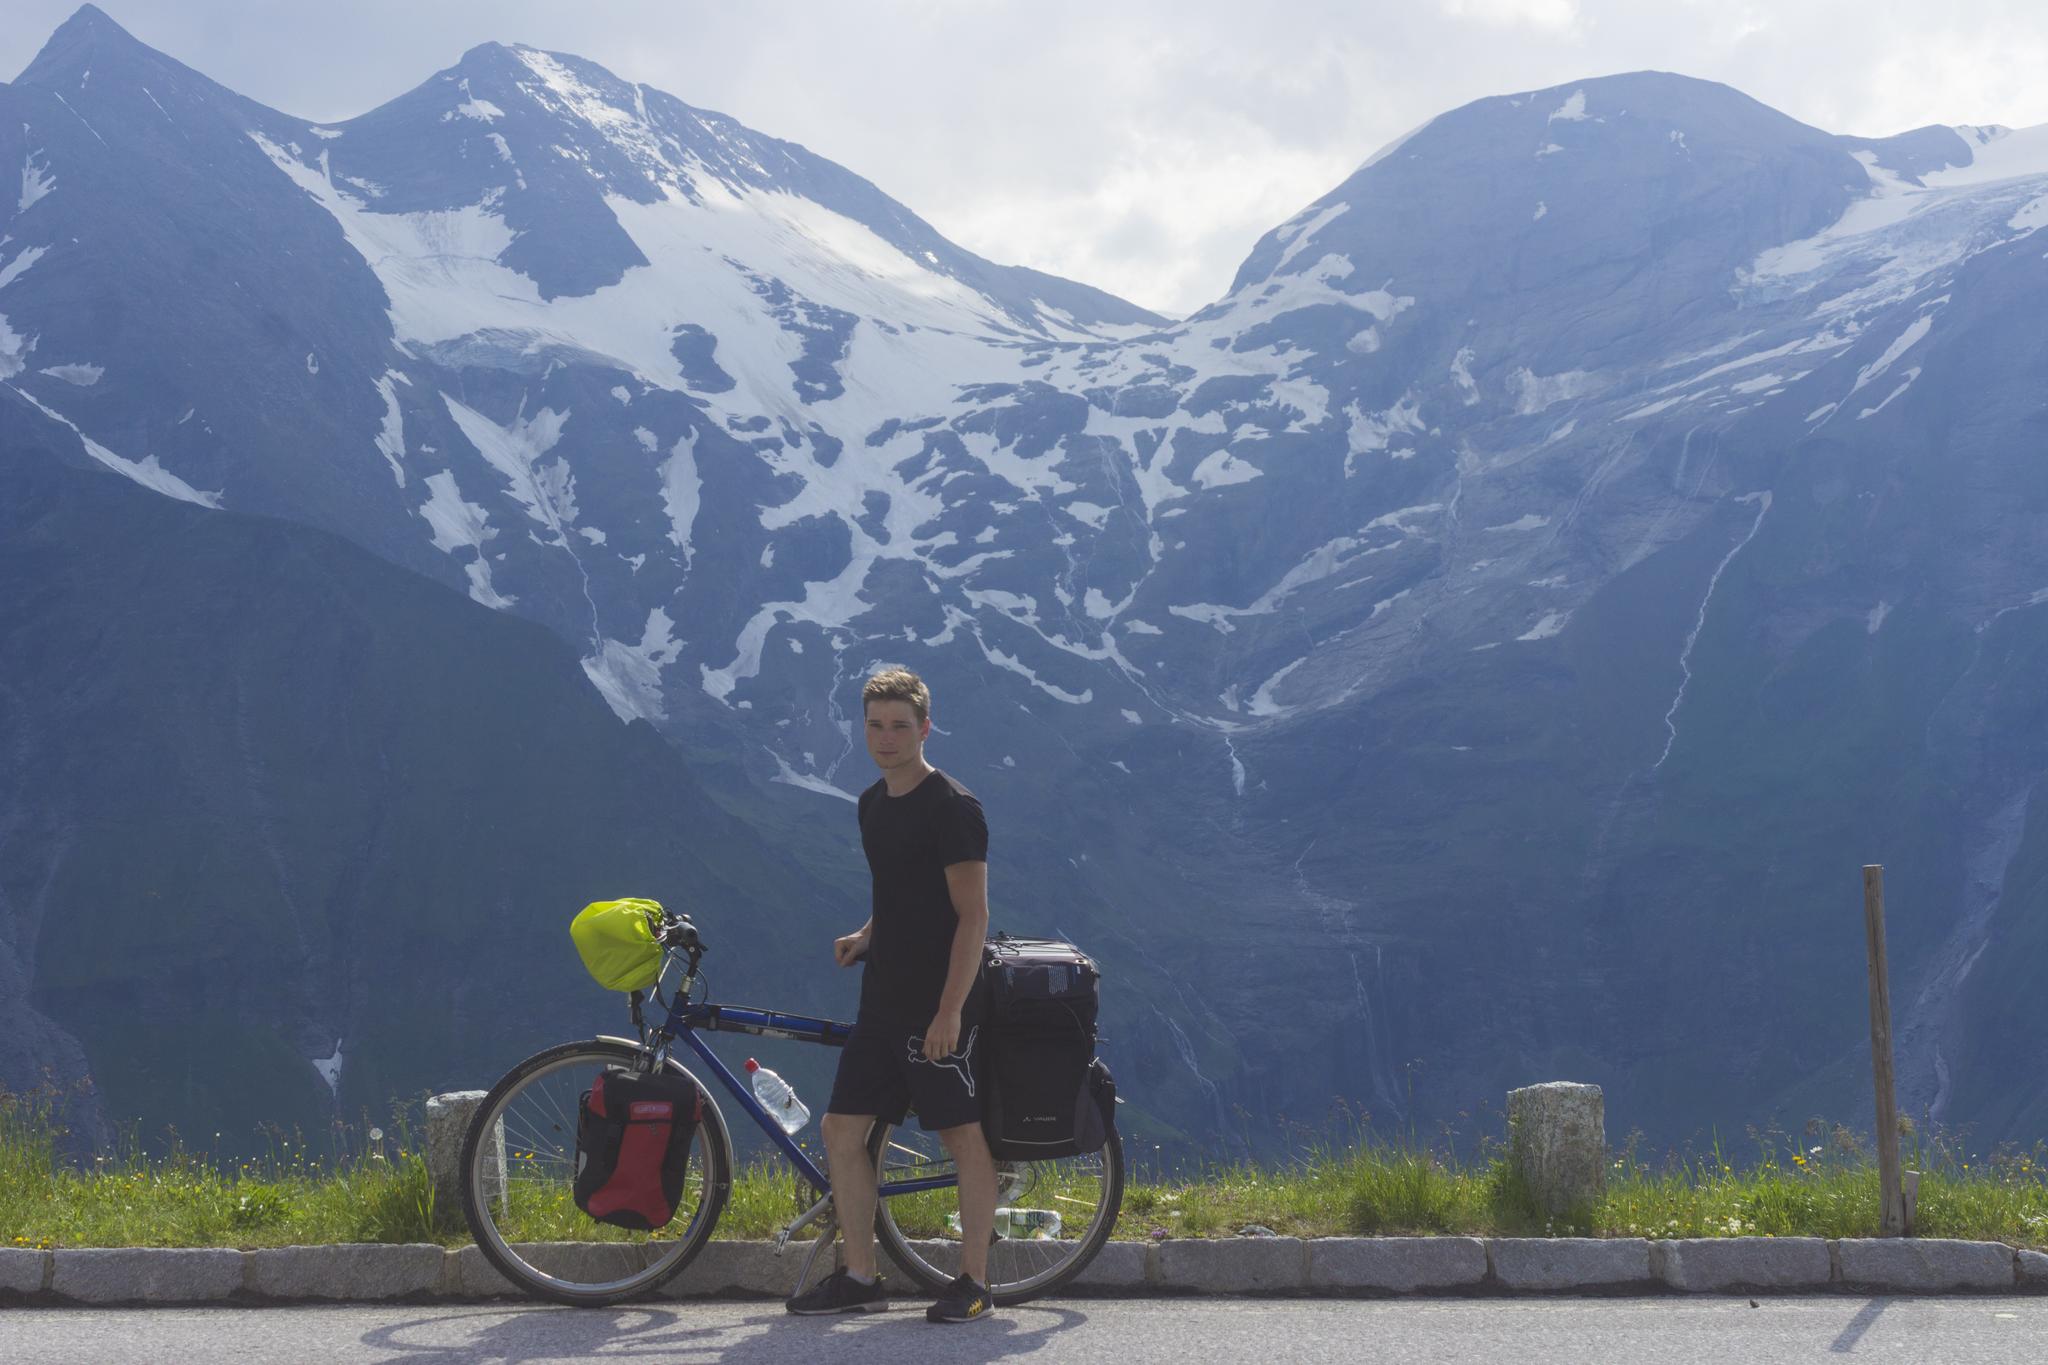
[8, 7, 2048, 1149]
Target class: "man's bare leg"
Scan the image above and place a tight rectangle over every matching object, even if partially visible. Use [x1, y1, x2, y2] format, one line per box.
[822, 1111, 879, 1278]
[936, 1121, 998, 1284]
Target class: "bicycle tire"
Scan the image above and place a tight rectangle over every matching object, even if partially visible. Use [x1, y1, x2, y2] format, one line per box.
[868, 1121, 1123, 1305]
[459, 1038, 733, 1306]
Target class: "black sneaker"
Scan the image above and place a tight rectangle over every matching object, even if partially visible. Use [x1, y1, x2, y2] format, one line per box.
[785, 1268, 888, 1315]
[925, 1273, 994, 1324]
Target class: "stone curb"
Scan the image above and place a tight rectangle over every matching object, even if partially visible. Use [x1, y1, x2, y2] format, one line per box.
[6, 1238, 2048, 1305]
[1656, 1237, 1833, 1292]
[1489, 1237, 1655, 1291]
[1836, 1238, 2017, 1293]
[1, 1246, 52, 1295]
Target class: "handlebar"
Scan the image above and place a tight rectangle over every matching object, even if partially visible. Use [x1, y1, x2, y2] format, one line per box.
[661, 913, 703, 954]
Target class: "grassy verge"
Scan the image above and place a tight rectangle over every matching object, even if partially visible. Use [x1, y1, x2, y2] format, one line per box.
[7, 1090, 2045, 1251]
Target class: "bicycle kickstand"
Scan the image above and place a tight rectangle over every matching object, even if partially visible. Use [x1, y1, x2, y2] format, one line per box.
[790, 1211, 841, 1300]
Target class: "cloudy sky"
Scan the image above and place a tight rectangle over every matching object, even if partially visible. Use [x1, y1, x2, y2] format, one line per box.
[10, 1, 2047, 316]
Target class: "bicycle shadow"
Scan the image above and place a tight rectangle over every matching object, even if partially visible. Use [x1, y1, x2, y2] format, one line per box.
[358, 1300, 1091, 1363]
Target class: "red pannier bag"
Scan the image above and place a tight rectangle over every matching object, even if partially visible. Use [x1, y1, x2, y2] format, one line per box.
[571, 1068, 702, 1230]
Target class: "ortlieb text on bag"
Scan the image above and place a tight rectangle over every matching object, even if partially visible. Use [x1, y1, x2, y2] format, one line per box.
[572, 1068, 702, 1230]
[978, 935, 1117, 1160]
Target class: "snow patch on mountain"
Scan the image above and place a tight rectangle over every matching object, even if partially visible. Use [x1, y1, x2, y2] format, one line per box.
[2010, 192, 2048, 234]
[1274, 202, 1351, 272]
[770, 751, 856, 801]
[1548, 90, 1590, 124]
[13, 387, 222, 508]
[1849, 314, 1932, 397]
[1510, 366, 1601, 414]
[0, 244, 47, 291]
[442, 395, 577, 544]
[0, 317, 27, 380]
[417, 469, 514, 608]
[1248, 657, 1309, 716]
[1925, 122, 2048, 188]
[1345, 394, 1425, 473]
[19, 150, 56, 213]
[311, 1040, 344, 1096]
[372, 373, 406, 486]
[1748, 153, 1926, 283]
[583, 607, 684, 723]
[445, 79, 504, 123]
[1450, 347, 1480, 404]
[658, 433, 702, 569]
[1857, 367, 1920, 418]
[1189, 447, 1261, 490]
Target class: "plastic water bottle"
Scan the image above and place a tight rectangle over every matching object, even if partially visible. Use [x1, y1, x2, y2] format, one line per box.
[745, 1058, 810, 1135]
[947, 1207, 1063, 1240]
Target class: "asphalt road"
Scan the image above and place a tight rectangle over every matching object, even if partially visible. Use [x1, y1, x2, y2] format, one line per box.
[3, 1297, 2047, 1363]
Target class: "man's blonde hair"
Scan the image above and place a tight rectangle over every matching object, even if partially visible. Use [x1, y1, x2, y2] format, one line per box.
[862, 666, 931, 724]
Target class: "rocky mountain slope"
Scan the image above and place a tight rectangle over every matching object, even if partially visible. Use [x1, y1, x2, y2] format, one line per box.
[0, 396, 872, 1148]
[6, 6, 2047, 1149]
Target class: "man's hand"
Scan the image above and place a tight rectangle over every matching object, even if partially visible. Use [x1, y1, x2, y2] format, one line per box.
[833, 929, 870, 967]
[922, 1006, 963, 1060]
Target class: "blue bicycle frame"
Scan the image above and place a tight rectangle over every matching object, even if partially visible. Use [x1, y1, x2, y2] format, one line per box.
[656, 1000, 957, 1198]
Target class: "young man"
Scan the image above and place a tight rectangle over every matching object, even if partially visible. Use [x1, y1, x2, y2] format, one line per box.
[785, 666, 999, 1324]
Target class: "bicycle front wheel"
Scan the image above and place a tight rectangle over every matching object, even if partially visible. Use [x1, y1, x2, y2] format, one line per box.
[460, 1039, 733, 1306]
[869, 1121, 1123, 1305]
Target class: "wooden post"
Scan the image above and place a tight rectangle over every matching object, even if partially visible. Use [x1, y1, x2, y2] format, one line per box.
[1863, 865, 1907, 1237]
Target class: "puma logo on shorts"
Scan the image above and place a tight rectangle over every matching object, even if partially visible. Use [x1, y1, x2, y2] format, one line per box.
[905, 1025, 979, 1098]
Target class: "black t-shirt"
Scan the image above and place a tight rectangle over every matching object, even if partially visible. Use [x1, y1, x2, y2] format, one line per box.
[856, 768, 988, 1026]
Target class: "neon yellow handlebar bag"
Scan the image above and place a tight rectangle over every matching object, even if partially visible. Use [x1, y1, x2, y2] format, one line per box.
[570, 898, 665, 992]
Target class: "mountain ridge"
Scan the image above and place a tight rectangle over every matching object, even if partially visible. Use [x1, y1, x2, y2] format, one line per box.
[7, 5, 2048, 1154]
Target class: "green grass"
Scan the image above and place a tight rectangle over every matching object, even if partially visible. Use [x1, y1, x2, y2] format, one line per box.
[1, 1090, 439, 1251]
[9, 1088, 2048, 1252]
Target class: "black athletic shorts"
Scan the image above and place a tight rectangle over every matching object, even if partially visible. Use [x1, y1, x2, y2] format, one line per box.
[826, 1015, 984, 1132]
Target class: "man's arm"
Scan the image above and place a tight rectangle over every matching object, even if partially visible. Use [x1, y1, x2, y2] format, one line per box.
[922, 860, 989, 1058]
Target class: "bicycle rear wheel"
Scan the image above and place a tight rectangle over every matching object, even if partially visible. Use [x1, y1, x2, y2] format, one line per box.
[460, 1039, 733, 1306]
[869, 1121, 1123, 1305]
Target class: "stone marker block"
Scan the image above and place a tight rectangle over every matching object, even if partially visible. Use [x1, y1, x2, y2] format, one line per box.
[424, 1091, 499, 1232]
[1836, 1239, 2015, 1292]
[1656, 1238, 1831, 1292]
[661, 1241, 792, 1298]
[1069, 1239, 1152, 1292]
[0, 1247, 48, 1295]
[1156, 1237, 1305, 1293]
[51, 1247, 243, 1304]
[1489, 1237, 1653, 1291]
[244, 1243, 446, 1300]
[1507, 1082, 1605, 1216]
[1308, 1237, 1488, 1293]
[2016, 1248, 2048, 1290]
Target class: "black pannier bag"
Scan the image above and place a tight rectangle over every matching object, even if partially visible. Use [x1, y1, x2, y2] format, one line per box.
[572, 1068, 702, 1230]
[979, 935, 1117, 1160]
